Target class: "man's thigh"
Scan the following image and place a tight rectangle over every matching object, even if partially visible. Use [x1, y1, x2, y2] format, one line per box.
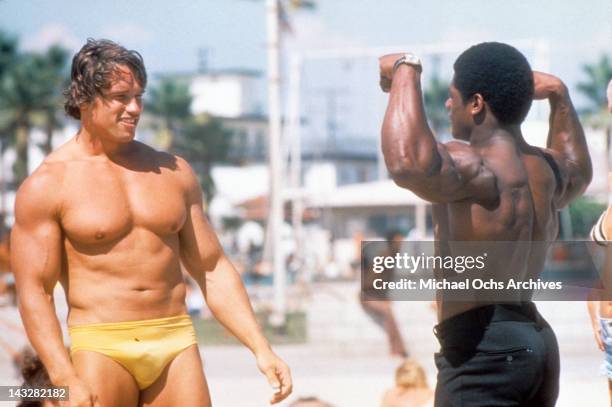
[72, 350, 140, 407]
[139, 344, 211, 407]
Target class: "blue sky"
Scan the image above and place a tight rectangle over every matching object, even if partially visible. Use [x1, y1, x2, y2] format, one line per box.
[1, 0, 609, 75]
[0, 0, 610, 130]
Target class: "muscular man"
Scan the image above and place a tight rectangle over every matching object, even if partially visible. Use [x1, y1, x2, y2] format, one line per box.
[379, 42, 591, 405]
[11, 39, 292, 407]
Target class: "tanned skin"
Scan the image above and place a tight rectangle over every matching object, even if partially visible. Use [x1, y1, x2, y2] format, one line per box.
[379, 54, 592, 322]
[12, 65, 292, 407]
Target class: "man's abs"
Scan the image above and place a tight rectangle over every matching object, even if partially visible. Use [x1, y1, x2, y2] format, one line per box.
[63, 232, 188, 326]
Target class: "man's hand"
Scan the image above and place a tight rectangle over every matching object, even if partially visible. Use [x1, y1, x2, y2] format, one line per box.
[59, 376, 99, 407]
[378, 53, 407, 93]
[256, 349, 292, 404]
[533, 71, 566, 100]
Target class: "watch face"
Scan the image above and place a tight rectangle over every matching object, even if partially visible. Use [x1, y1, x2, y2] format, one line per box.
[404, 54, 421, 66]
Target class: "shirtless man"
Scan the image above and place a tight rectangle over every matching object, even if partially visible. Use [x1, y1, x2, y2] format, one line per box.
[587, 78, 612, 405]
[379, 42, 591, 406]
[11, 39, 292, 407]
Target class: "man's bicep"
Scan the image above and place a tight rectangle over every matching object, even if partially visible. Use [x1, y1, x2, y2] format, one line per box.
[11, 194, 63, 295]
[179, 202, 224, 276]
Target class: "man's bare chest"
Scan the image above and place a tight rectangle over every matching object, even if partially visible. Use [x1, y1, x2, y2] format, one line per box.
[59, 167, 187, 244]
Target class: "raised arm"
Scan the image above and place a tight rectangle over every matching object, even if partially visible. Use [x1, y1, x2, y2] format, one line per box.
[379, 53, 497, 204]
[11, 168, 97, 406]
[534, 71, 592, 208]
[176, 158, 291, 404]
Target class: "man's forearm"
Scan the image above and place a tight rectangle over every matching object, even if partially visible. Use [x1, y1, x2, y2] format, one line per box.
[203, 257, 270, 355]
[18, 290, 78, 384]
[381, 66, 440, 178]
[546, 84, 592, 195]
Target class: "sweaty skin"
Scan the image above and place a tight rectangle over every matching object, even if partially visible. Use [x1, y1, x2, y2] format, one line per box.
[12, 66, 292, 407]
[379, 55, 592, 322]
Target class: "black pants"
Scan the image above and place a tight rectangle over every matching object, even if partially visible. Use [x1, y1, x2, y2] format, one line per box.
[433, 303, 559, 407]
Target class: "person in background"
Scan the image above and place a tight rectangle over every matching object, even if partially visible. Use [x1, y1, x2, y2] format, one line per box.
[360, 230, 409, 358]
[381, 358, 434, 407]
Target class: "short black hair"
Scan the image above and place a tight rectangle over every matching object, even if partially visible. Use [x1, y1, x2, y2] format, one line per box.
[64, 38, 147, 119]
[453, 42, 533, 125]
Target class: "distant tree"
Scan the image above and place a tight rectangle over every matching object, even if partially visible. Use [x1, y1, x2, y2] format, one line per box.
[424, 73, 450, 139]
[146, 77, 192, 150]
[34, 45, 69, 154]
[0, 31, 17, 77]
[0, 31, 18, 224]
[569, 196, 606, 238]
[0, 51, 49, 184]
[0, 34, 68, 184]
[173, 115, 232, 203]
[0, 31, 18, 150]
[576, 54, 612, 129]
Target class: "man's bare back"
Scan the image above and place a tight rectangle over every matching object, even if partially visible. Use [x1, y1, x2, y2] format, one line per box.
[432, 135, 562, 319]
[378, 42, 591, 405]
[379, 50, 590, 322]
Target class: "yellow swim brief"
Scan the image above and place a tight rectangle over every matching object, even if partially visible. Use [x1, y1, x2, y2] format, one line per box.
[69, 314, 197, 390]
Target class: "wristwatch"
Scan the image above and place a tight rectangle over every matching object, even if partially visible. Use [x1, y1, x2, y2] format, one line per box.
[392, 53, 422, 75]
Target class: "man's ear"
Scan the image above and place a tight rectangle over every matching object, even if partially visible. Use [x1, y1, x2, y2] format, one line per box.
[470, 93, 485, 116]
[79, 100, 91, 118]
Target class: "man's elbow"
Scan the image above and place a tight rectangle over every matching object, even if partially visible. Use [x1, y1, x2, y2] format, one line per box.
[573, 159, 593, 196]
[385, 151, 442, 188]
[16, 285, 53, 314]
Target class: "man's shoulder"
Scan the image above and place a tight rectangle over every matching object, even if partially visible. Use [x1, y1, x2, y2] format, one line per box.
[20, 160, 66, 193]
[445, 140, 476, 155]
[129, 141, 193, 174]
[15, 164, 64, 222]
[162, 150, 197, 180]
[443, 140, 487, 172]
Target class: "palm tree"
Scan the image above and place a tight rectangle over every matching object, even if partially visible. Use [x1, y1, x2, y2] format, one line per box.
[173, 114, 233, 202]
[0, 51, 46, 185]
[36, 46, 69, 155]
[0, 33, 69, 185]
[0, 31, 17, 77]
[424, 73, 450, 139]
[576, 54, 612, 129]
[146, 77, 192, 150]
[0, 31, 18, 223]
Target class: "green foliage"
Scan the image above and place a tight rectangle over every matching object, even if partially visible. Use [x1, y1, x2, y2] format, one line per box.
[424, 73, 450, 137]
[0, 31, 68, 184]
[569, 196, 607, 238]
[576, 54, 612, 128]
[192, 310, 307, 344]
[0, 31, 17, 78]
[146, 77, 192, 150]
[173, 115, 233, 202]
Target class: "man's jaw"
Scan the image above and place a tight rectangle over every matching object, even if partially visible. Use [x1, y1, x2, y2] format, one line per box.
[118, 116, 139, 131]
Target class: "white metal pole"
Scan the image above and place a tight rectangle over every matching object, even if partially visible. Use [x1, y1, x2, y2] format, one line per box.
[266, 0, 286, 326]
[288, 54, 304, 266]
